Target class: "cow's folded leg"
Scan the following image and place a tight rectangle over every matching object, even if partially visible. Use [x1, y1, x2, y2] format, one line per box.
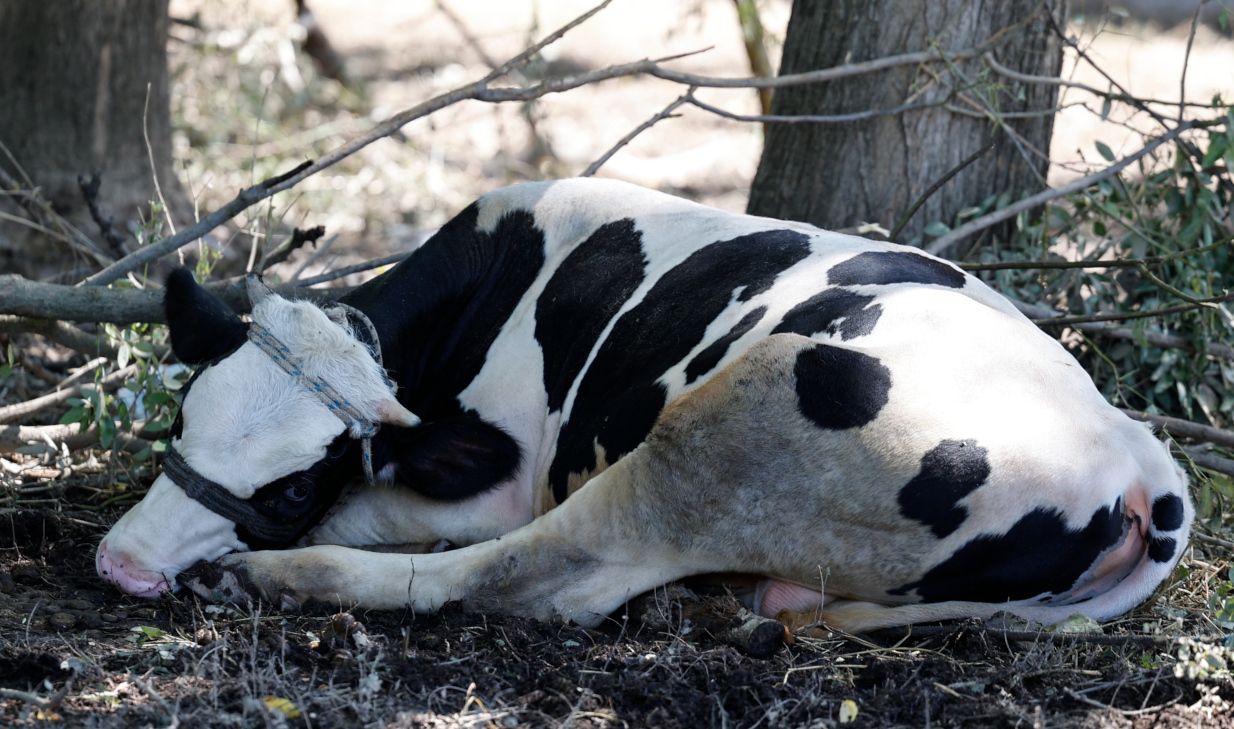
[179, 456, 703, 626]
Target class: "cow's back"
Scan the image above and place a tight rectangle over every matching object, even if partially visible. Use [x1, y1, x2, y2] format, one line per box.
[449, 179, 1073, 516]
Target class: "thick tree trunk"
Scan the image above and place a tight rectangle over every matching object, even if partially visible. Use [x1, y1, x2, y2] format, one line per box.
[747, 0, 1064, 248]
[0, 0, 188, 279]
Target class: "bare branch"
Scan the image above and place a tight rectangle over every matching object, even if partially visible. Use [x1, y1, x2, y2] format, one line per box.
[294, 252, 409, 287]
[1180, 3, 1202, 125]
[961, 235, 1234, 270]
[74, 0, 992, 291]
[686, 95, 939, 124]
[0, 420, 150, 454]
[1006, 298, 1234, 361]
[890, 139, 997, 242]
[0, 274, 352, 324]
[1120, 408, 1234, 450]
[0, 316, 123, 359]
[0, 364, 137, 424]
[582, 90, 694, 177]
[924, 123, 1193, 255]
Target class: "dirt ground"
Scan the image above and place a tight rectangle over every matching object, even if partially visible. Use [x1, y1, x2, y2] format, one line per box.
[3, 506, 1234, 728]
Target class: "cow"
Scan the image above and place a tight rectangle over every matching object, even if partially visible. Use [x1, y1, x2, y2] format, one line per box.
[95, 178, 1193, 633]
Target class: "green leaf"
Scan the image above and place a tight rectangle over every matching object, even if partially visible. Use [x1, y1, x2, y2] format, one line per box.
[144, 418, 171, 433]
[1220, 8, 1228, 30]
[1100, 97, 1111, 121]
[59, 407, 87, 425]
[1095, 141, 1115, 162]
[1093, 220, 1107, 236]
[0, 364, 12, 379]
[923, 221, 951, 237]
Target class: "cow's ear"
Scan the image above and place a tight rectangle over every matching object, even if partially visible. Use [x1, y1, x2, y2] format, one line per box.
[382, 415, 522, 501]
[164, 268, 249, 364]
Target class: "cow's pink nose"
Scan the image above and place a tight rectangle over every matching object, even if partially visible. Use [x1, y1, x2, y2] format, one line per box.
[96, 541, 170, 598]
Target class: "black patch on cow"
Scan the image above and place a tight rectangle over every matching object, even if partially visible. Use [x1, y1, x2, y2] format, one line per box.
[346, 205, 545, 425]
[1152, 494, 1185, 532]
[548, 229, 812, 503]
[1148, 537, 1177, 563]
[772, 289, 882, 341]
[793, 344, 891, 430]
[889, 502, 1126, 603]
[238, 434, 355, 550]
[535, 219, 646, 412]
[373, 413, 522, 501]
[685, 306, 767, 385]
[897, 440, 991, 539]
[827, 251, 966, 289]
[164, 268, 249, 364]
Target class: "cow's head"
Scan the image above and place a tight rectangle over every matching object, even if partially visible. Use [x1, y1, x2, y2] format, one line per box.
[96, 270, 419, 597]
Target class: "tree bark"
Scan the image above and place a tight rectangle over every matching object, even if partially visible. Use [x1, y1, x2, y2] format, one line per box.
[0, 0, 188, 279]
[747, 0, 1065, 248]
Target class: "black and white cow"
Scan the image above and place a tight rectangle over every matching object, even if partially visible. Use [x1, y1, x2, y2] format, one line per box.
[96, 178, 1192, 632]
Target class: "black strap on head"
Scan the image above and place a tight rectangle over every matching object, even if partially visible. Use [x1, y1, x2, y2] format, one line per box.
[163, 447, 299, 544]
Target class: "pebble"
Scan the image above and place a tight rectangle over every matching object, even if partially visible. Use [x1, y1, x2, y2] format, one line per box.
[49, 612, 76, 630]
[75, 610, 104, 629]
[100, 613, 120, 623]
[9, 564, 40, 583]
[67, 599, 94, 611]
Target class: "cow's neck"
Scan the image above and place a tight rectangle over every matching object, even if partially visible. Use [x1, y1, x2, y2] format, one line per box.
[342, 204, 545, 418]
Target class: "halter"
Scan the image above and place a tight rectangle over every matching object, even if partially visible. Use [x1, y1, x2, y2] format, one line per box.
[163, 302, 392, 545]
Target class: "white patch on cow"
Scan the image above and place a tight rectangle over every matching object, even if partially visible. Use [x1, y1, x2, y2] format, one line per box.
[98, 474, 246, 593]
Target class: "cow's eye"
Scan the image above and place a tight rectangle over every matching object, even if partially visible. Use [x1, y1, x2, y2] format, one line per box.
[283, 483, 310, 503]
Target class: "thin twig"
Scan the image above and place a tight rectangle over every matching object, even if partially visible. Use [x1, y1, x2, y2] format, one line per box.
[961, 235, 1234, 270]
[924, 123, 1193, 255]
[143, 83, 176, 238]
[1007, 298, 1234, 361]
[294, 252, 410, 287]
[582, 90, 694, 177]
[1180, 5, 1202, 125]
[1120, 409, 1234, 450]
[1029, 292, 1234, 326]
[686, 96, 939, 124]
[890, 139, 997, 242]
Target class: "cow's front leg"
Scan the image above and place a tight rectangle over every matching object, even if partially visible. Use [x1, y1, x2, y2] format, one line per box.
[180, 546, 380, 610]
[179, 458, 700, 626]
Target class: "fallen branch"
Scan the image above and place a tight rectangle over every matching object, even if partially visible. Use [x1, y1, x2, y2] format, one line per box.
[0, 274, 352, 324]
[925, 123, 1194, 255]
[1007, 298, 1234, 361]
[962, 235, 1233, 271]
[0, 364, 137, 424]
[0, 316, 124, 360]
[293, 252, 408, 287]
[0, 421, 150, 454]
[1120, 408, 1234, 450]
[1177, 445, 1234, 478]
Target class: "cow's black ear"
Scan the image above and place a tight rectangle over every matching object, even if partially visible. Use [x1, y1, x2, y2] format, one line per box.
[380, 414, 522, 501]
[164, 268, 249, 364]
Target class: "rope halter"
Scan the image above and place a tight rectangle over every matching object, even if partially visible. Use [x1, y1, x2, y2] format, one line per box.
[161, 279, 411, 546]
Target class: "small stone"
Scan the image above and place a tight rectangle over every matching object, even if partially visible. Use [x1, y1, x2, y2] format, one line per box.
[196, 626, 220, 646]
[100, 613, 119, 623]
[49, 612, 77, 630]
[0, 572, 17, 594]
[75, 611, 104, 629]
[67, 599, 94, 611]
[9, 564, 40, 583]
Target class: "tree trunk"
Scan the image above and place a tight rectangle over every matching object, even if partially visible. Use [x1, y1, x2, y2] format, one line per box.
[0, 0, 188, 279]
[747, 0, 1064, 249]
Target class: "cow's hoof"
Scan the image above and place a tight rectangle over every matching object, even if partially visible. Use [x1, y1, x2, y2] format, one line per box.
[180, 558, 265, 605]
